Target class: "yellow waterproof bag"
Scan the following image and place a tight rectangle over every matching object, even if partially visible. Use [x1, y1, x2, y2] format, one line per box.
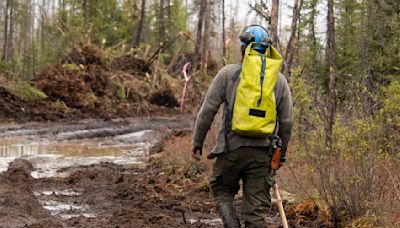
[232, 43, 283, 137]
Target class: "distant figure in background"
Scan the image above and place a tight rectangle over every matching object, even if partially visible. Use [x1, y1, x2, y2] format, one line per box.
[191, 25, 293, 227]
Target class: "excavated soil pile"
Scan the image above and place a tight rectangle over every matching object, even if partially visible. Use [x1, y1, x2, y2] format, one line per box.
[0, 160, 63, 227]
[64, 45, 103, 66]
[35, 64, 111, 110]
[0, 87, 66, 121]
[23, 45, 179, 121]
[110, 54, 151, 74]
[287, 200, 332, 227]
[149, 89, 179, 108]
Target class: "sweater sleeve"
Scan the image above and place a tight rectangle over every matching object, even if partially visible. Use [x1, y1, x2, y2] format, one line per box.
[192, 69, 227, 147]
[276, 75, 293, 160]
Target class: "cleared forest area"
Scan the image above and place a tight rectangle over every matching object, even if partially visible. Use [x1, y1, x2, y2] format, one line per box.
[0, 0, 399, 227]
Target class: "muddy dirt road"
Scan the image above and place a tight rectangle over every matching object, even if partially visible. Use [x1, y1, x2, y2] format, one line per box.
[0, 117, 215, 228]
[0, 117, 312, 228]
[0, 117, 190, 177]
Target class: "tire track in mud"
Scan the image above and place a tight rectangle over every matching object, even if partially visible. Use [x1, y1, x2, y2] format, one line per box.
[0, 117, 316, 227]
[0, 117, 192, 177]
[0, 117, 205, 227]
[0, 117, 191, 139]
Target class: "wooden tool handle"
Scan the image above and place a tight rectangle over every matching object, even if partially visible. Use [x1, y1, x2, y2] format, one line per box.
[273, 184, 289, 228]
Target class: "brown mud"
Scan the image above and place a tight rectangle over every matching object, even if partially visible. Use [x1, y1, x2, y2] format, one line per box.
[0, 117, 332, 228]
[0, 158, 217, 228]
[0, 157, 331, 228]
[0, 128, 331, 228]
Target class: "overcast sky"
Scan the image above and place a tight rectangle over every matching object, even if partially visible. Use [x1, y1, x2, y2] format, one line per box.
[226, 0, 327, 43]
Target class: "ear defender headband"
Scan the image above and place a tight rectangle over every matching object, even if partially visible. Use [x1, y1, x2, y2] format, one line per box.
[239, 25, 273, 51]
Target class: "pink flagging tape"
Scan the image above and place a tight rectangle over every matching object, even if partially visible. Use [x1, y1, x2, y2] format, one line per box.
[180, 62, 191, 113]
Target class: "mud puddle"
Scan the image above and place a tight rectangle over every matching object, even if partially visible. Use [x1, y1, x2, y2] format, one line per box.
[0, 131, 152, 178]
[0, 117, 195, 224]
[0, 117, 190, 179]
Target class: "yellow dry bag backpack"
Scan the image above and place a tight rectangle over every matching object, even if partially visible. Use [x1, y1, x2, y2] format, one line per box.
[231, 43, 283, 137]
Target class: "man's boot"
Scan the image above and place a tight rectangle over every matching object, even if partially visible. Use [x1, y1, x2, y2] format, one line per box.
[216, 202, 240, 228]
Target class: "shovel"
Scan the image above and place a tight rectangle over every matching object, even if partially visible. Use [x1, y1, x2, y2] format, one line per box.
[273, 183, 289, 228]
[271, 146, 289, 228]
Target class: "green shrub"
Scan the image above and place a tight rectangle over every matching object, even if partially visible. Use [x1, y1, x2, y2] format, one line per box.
[83, 92, 97, 107]
[111, 79, 126, 100]
[54, 100, 70, 113]
[4, 80, 48, 102]
[378, 81, 400, 155]
[61, 63, 81, 71]
[290, 71, 399, 225]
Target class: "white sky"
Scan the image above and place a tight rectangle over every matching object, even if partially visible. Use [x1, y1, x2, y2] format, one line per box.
[225, 0, 327, 43]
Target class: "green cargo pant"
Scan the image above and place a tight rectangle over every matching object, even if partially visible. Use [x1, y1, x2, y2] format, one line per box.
[210, 146, 273, 228]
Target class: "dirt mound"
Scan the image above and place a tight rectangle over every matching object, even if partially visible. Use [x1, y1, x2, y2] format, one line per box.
[35, 64, 111, 110]
[0, 160, 63, 228]
[149, 89, 179, 108]
[110, 54, 151, 73]
[0, 87, 67, 121]
[5, 159, 33, 182]
[0, 44, 180, 122]
[0, 87, 28, 119]
[287, 200, 332, 227]
[64, 45, 103, 66]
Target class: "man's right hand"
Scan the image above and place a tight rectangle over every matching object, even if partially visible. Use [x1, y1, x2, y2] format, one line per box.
[191, 146, 202, 160]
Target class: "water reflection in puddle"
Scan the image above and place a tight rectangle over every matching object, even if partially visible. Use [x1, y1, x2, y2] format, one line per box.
[39, 199, 96, 219]
[188, 218, 223, 225]
[0, 130, 157, 178]
[34, 189, 81, 196]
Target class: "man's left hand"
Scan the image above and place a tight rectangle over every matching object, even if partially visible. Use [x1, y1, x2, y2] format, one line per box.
[191, 146, 202, 160]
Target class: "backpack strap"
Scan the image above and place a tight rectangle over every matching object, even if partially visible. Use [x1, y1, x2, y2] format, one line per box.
[224, 66, 242, 153]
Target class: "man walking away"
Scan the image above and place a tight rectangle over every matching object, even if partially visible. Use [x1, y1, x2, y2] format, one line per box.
[191, 25, 293, 227]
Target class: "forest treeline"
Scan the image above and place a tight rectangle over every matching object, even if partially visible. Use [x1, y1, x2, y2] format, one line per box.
[0, 0, 399, 226]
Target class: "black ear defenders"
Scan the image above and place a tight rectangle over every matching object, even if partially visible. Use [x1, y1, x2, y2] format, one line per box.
[239, 32, 255, 45]
[239, 25, 272, 47]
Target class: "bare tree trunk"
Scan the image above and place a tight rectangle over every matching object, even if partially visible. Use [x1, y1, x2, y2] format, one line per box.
[60, 0, 66, 31]
[201, 0, 211, 74]
[284, 0, 303, 77]
[326, 0, 336, 148]
[83, 0, 89, 31]
[360, 0, 373, 115]
[311, 0, 317, 53]
[2, 0, 10, 60]
[31, 5, 36, 78]
[222, 0, 226, 65]
[41, 0, 46, 52]
[193, 0, 207, 70]
[23, 0, 33, 79]
[270, 0, 279, 49]
[134, 0, 146, 48]
[168, 36, 189, 70]
[8, 0, 14, 61]
[167, 0, 171, 25]
[296, 8, 301, 59]
[159, 0, 165, 47]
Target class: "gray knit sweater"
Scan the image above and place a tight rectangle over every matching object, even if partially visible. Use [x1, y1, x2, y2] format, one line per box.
[192, 64, 293, 159]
